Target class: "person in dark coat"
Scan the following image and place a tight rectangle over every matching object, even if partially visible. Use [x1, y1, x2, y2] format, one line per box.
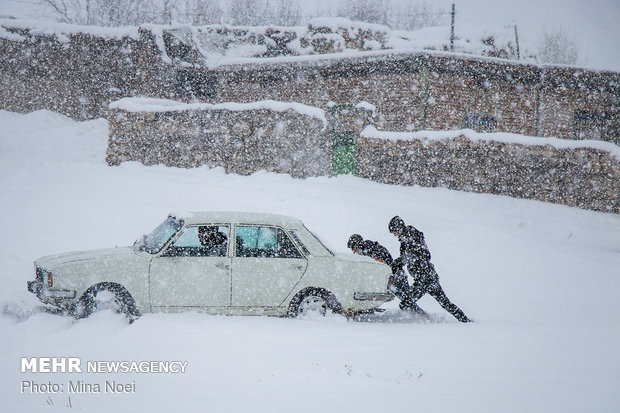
[347, 234, 429, 317]
[347, 234, 393, 265]
[198, 226, 227, 257]
[389, 216, 471, 323]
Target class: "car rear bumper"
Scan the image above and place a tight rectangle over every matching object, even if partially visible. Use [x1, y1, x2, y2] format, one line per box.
[353, 292, 394, 301]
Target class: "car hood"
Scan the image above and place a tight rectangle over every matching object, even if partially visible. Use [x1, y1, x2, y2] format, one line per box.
[35, 247, 138, 269]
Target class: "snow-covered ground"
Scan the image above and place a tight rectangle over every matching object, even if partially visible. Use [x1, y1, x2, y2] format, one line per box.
[1, 110, 619, 412]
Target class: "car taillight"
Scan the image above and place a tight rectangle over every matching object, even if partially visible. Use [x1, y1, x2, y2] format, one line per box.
[46, 272, 53, 288]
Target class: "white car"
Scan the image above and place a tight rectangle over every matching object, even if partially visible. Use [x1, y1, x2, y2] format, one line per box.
[28, 212, 393, 319]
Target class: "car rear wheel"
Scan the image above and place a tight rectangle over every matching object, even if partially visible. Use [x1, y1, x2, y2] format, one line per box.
[73, 283, 140, 322]
[288, 287, 342, 318]
[299, 295, 328, 316]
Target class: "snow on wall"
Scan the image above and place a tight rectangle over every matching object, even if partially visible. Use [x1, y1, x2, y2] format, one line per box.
[361, 125, 620, 160]
[2, 17, 618, 136]
[109, 97, 327, 125]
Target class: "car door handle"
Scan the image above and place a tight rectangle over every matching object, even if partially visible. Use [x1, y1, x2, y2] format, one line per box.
[290, 265, 304, 270]
[216, 263, 230, 269]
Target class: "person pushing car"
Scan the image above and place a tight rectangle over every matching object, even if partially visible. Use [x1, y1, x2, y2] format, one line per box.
[347, 233, 428, 317]
[389, 216, 471, 323]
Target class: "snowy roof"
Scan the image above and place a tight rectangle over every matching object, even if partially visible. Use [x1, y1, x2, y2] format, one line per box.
[0, 17, 142, 41]
[361, 125, 620, 160]
[3, 17, 618, 77]
[307, 17, 389, 34]
[182, 211, 303, 228]
[214, 46, 617, 78]
[212, 46, 532, 70]
[109, 97, 327, 124]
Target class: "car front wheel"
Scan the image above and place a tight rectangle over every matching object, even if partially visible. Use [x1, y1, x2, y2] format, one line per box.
[73, 283, 140, 322]
[288, 287, 342, 318]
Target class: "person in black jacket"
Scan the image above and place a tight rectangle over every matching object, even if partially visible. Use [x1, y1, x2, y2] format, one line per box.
[198, 226, 228, 257]
[347, 234, 393, 265]
[347, 234, 429, 317]
[389, 216, 471, 323]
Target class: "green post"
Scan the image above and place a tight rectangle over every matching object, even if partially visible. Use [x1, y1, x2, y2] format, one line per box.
[332, 132, 356, 175]
[330, 104, 357, 176]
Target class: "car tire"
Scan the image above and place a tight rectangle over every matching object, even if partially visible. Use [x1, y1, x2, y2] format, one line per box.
[287, 287, 342, 318]
[73, 283, 140, 322]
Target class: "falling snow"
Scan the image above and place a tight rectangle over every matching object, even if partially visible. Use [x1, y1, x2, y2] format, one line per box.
[1, 1, 619, 411]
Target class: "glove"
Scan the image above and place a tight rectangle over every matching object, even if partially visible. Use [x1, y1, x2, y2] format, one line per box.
[391, 257, 403, 274]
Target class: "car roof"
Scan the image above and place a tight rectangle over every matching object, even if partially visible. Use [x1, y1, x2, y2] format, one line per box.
[181, 211, 304, 229]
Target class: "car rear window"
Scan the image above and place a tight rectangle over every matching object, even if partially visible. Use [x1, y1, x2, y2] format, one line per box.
[290, 231, 311, 256]
[235, 226, 303, 259]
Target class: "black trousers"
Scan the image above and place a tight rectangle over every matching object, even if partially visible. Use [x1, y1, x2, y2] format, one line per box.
[390, 270, 430, 318]
[402, 275, 471, 323]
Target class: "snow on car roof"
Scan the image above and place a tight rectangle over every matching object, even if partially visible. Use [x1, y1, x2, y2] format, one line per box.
[181, 211, 304, 229]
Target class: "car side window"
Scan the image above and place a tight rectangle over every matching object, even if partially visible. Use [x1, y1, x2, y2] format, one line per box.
[235, 226, 302, 259]
[165, 225, 229, 257]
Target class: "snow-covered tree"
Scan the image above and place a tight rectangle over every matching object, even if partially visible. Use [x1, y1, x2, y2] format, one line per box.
[538, 27, 578, 65]
[186, 0, 224, 25]
[269, 0, 302, 26]
[391, 1, 448, 30]
[337, 0, 390, 26]
[42, 0, 141, 26]
[39, 0, 447, 30]
[228, 0, 263, 26]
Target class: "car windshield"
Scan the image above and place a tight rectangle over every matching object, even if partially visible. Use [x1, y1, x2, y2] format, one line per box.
[135, 216, 184, 254]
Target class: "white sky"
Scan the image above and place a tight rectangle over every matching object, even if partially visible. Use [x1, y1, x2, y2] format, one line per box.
[441, 0, 620, 71]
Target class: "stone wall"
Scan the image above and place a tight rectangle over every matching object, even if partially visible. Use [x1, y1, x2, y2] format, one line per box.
[106, 102, 330, 177]
[356, 134, 620, 214]
[0, 23, 200, 120]
[3, 20, 619, 213]
[106, 98, 619, 214]
[0, 19, 389, 120]
[2, 20, 618, 143]
[213, 53, 619, 143]
[539, 67, 620, 141]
